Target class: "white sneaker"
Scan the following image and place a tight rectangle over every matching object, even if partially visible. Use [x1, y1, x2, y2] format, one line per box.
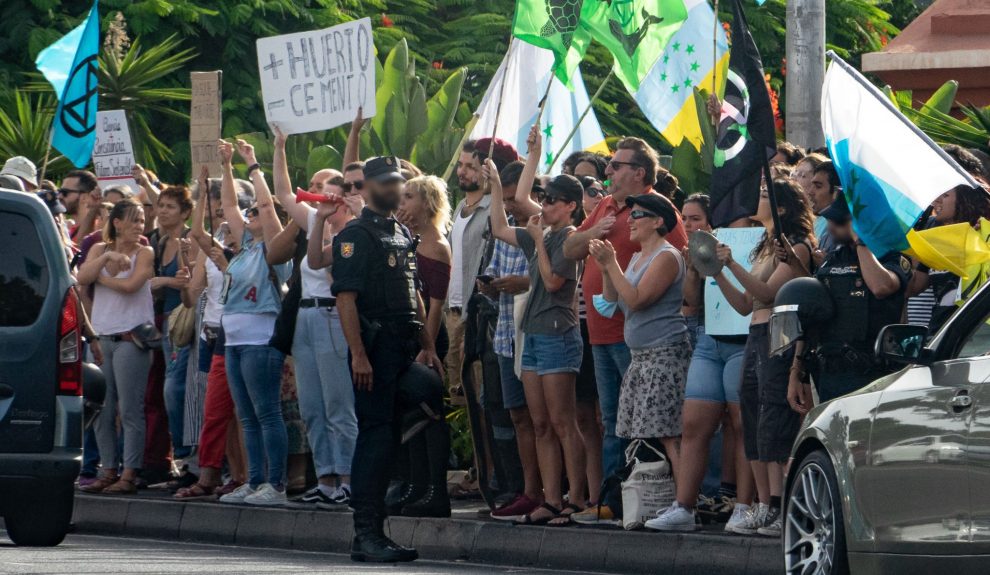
[729, 502, 768, 535]
[724, 502, 751, 533]
[645, 502, 698, 532]
[218, 483, 255, 504]
[244, 483, 287, 506]
[757, 506, 782, 537]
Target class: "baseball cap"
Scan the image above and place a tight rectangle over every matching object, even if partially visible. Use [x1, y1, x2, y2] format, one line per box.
[820, 195, 851, 223]
[1, 156, 38, 187]
[363, 156, 405, 184]
[625, 193, 679, 232]
[37, 189, 67, 215]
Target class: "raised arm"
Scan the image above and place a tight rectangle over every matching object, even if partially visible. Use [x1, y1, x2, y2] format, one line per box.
[236, 138, 283, 244]
[513, 124, 543, 218]
[527, 215, 567, 293]
[858, 245, 902, 298]
[307, 201, 340, 270]
[190, 165, 221, 254]
[182, 250, 208, 308]
[218, 140, 245, 244]
[725, 243, 811, 304]
[271, 124, 313, 230]
[483, 159, 519, 247]
[343, 107, 364, 168]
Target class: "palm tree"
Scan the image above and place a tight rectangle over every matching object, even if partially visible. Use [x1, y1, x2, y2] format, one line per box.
[0, 91, 72, 182]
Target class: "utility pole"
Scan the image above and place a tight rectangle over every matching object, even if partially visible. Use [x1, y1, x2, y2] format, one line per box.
[785, 0, 825, 149]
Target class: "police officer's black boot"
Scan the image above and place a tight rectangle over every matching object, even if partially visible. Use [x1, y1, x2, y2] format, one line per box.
[351, 512, 418, 563]
[386, 482, 426, 516]
[401, 421, 451, 518]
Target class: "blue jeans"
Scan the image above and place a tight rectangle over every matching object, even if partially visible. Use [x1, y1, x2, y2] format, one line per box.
[81, 427, 100, 476]
[163, 318, 192, 459]
[685, 328, 746, 404]
[225, 344, 288, 488]
[293, 308, 357, 477]
[592, 342, 632, 491]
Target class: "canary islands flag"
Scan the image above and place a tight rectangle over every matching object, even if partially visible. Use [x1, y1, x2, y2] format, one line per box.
[35, 1, 100, 168]
[473, 39, 609, 176]
[634, 0, 728, 150]
[822, 53, 980, 255]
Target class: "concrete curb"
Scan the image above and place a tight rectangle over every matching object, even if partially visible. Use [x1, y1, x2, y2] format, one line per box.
[73, 495, 781, 574]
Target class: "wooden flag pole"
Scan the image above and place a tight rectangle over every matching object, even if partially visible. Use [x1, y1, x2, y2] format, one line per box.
[533, 74, 556, 129]
[37, 125, 56, 185]
[547, 69, 614, 172]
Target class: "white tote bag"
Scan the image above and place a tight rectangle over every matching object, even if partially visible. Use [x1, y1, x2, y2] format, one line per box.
[621, 439, 676, 530]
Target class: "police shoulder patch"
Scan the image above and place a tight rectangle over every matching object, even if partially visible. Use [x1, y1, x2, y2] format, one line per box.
[900, 256, 911, 273]
[341, 242, 354, 258]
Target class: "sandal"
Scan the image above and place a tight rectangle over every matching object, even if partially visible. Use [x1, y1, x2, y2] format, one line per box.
[548, 503, 583, 527]
[79, 475, 119, 494]
[515, 502, 562, 526]
[174, 483, 218, 500]
[102, 478, 138, 495]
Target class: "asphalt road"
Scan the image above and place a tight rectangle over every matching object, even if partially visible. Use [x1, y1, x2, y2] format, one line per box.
[0, 531, 601, 575]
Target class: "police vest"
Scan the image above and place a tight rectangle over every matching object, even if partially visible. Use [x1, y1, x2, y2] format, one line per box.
[351, 218, 418, 321]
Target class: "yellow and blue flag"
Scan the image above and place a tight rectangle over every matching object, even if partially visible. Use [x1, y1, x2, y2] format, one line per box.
[35, 1, 100, 168]
[633, 0, 728, 150]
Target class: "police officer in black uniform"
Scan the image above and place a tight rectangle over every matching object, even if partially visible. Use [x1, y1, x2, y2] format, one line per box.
[787, 195, 911, 411]
[331, 156, 443, 563]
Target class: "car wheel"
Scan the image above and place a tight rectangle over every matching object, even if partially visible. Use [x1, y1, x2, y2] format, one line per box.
[5, 485, 73, 547]
[784, 450, 848, 575]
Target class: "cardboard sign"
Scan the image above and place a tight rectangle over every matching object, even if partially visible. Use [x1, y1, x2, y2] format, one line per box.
[190, 71, 222, 174]
[92, 110, 139, 196]
[256, 18, 376, 135]
[704, 227, 765, 336]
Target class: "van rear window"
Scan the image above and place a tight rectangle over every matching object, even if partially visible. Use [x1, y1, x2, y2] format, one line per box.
[0, 211, 49, 326]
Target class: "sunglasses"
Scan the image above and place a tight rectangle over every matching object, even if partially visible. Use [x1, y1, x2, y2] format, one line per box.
[629, 209, 659, 220]
[342, 180, 364, 192]
[244, 207, 260, 218]
[541, 195, 563, 205]
[58, 187, 81, 196]
[585, 188, 606, 198]
[608, 160, 642, 171]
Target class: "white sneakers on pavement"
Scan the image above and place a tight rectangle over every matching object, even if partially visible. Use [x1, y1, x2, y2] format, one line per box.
[244, 483, 287, 506]
[218, 483, 255, 504]
[728, 502, 768, 535]
[645, 502, 699, 532]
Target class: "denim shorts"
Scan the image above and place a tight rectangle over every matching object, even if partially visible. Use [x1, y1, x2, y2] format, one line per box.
[684, 327, 746, 404]
[521, 327, 583, 376]
[498, 354, 527, 409]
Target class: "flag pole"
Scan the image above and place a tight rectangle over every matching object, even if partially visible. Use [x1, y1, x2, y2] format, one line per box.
[442, 114, 480, 182]
[547, 69, 614, 172]
[38, 125, 55, 185]
[488, 38, 517, 159]
[712, 0, 720, 127]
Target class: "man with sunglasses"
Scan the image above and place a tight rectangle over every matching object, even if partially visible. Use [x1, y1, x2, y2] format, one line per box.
[58, 170, 99, 240]
[563, 137, 689, 525]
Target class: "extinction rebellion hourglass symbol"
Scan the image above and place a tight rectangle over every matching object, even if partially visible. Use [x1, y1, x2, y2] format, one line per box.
[60, 54, 100, 138]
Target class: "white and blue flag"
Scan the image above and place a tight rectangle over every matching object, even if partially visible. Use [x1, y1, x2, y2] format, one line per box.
[822, 54, 979, 255]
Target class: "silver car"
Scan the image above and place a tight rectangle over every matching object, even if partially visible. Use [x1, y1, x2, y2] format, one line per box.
[784, 281, 990, 574]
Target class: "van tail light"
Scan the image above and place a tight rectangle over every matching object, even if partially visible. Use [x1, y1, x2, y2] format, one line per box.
[58, 288, 82, 396]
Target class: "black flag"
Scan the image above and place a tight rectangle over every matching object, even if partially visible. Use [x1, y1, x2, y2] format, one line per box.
[709, 0, 777, 228]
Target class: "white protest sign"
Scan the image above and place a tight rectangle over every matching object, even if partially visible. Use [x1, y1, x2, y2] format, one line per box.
[256, 18, 376, 135]
[704, 227, 765, 336]
[190, 71, 222, 174]
[92, 110, 139, 196]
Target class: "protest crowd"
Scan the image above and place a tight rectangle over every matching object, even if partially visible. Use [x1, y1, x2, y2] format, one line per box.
[6, 0, 990, 566]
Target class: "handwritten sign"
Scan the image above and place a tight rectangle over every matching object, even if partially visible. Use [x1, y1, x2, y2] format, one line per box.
[190, 71, 222, 174]
[704, 227, 765, 336]
[92, 110, 138, 196]
[256, 18, 376, 135]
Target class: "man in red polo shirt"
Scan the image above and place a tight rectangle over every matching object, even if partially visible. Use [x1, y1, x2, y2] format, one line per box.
[564, 137, 687, 523]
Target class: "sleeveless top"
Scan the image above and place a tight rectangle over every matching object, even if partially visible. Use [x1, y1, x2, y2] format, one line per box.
[620, 243, 686, 349]
[301, 211, 334, 299]
[202, 256, 225, 328]
[220, 238, 286, 316]
[750, 251, 777, 314]
[92, 251, 155, 336]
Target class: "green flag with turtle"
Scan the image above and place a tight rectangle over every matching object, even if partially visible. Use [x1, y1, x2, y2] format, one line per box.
[512, 0, 598, 88]
[586, 0, 690, 92]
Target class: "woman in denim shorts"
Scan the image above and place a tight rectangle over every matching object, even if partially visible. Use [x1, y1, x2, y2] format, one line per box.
[488, 161, 587, 527]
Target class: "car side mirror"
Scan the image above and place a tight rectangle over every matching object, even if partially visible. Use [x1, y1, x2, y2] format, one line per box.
[875, 324, 930, 366]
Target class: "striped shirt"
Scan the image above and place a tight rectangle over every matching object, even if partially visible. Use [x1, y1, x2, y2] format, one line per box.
[485, 238, 529, 358]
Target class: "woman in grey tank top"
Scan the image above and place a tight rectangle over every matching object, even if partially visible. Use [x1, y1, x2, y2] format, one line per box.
[589, 194, 691, 479]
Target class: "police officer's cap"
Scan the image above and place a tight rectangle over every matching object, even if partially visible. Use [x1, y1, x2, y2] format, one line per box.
[820, 195, 851, 224]
[625, 193, 679, 232]
[363, 156, 406, 184]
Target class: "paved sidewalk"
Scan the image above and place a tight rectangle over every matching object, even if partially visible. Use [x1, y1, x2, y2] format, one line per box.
[72, 492, 781, 574]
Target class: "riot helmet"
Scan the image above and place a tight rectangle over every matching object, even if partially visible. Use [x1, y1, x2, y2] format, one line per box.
[769, 277, 835, 356]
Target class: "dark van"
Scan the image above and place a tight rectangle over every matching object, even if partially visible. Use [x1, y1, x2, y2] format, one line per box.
[0, 188, 83, 546]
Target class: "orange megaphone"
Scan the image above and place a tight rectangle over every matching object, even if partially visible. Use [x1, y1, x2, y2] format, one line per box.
[295, 188, 341, 204]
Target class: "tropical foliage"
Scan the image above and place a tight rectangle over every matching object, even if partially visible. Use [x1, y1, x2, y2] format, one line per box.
[885, 80, 990, 154]
[0, 0, 911, 183]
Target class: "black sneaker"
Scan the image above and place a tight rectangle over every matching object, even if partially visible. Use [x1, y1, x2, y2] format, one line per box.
[295, 486, 334, 507]
[330, 485, 351, 508]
